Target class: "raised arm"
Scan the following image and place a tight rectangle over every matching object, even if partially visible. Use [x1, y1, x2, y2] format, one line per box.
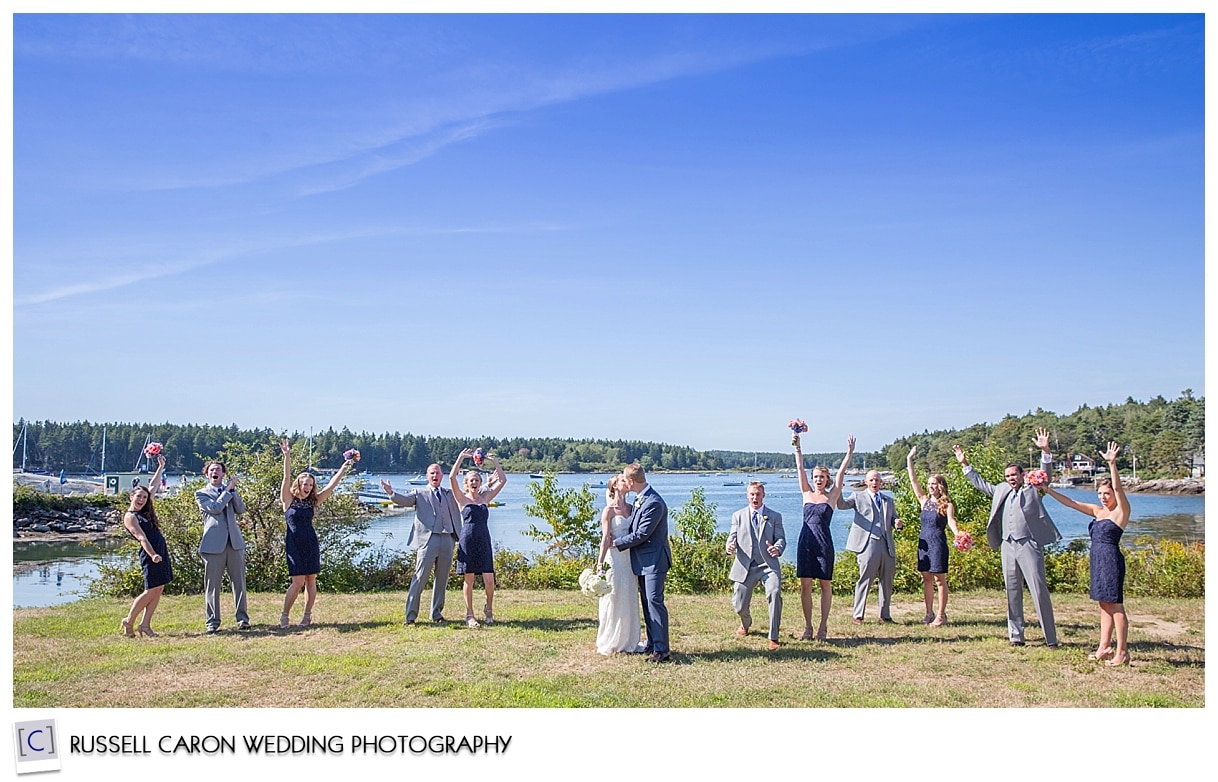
[1101, 441, 1131, 524]
[148, 455, 166, 496]
[315, 457, 354, 505]
[1042, 485, 1097, 517]
[449, 449, 472, 506]
[479, 454, 508, 503]
[828, 434, 855, 505]
[280, 439, 293, 511]
[953, 444, 996, 497]
[794, 434, 812, 494]
[1035, 427, 1053, 479]
[906, 446, 928, 505]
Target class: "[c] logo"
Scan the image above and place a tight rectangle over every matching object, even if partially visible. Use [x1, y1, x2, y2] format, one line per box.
[12, 719, 61, 774]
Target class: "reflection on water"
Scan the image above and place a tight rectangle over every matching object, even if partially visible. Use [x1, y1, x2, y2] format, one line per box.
[1124, 513, 1205, 544]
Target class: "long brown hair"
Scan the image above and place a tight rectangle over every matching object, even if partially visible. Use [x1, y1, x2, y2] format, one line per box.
[290, 473, 321, 507]
[928, 474, 952, 510]
[129, 486, 160, 530]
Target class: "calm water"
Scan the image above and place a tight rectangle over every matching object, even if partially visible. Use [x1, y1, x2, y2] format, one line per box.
[12, 472, 1205, 608]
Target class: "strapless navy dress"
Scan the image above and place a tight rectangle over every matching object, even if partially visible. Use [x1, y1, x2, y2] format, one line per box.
[797, 502, 835, 580]
[285, 499, 321, 577]
[1089, 519, 1125, 603]
[917, 501, 949, 574]
[456, 504, 494, 575]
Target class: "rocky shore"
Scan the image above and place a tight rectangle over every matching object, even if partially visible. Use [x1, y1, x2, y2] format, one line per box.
[13, 505, 123, 542]
[1122, 477, 1205, 495]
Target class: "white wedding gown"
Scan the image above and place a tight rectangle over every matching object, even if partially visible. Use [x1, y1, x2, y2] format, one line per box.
[596, 514, 641, 655]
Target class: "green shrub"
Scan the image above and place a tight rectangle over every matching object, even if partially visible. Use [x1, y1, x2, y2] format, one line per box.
[1125, 538, 1205, 598]
[522, 473, 600, 559]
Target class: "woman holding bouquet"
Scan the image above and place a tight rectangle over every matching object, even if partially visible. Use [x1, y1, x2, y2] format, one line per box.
[593, 475, 642, 654]
[278, 438, 356, 629]
[794, 432, 854, 640]
[120, 454, 169, 637]
[1043, 442, 1131, 665]
[906, 446, 961, 626]
[450, 449, 507, 627]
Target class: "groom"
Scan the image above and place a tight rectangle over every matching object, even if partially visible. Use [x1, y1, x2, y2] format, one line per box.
[613, 463, 673, 662]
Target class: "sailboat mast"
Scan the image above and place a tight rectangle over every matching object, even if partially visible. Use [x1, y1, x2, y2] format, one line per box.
[101, 425, 106, 476]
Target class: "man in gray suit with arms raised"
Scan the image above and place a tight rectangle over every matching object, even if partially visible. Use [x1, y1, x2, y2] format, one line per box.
[196, 460, 249, 633]
[953, 427, 1061, 647]
[382, 463, 461, 624]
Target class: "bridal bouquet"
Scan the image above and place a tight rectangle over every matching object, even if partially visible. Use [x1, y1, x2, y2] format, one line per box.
[954, 531, 974, 552]
[788, 419, 808, 446]
[1025, 470, 1048, 488]
[343, 449, 361, 462]
[143, 442, 163, 457]
[473, 448, 485, 467]
[579, 568, 612, 597]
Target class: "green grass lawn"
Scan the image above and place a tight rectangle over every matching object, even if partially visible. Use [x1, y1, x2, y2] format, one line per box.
[13, 589, 1203, 708]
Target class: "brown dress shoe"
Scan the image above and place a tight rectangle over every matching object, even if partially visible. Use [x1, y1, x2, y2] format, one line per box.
[768, 640, 780, 651]
[735, 626, 748, 637]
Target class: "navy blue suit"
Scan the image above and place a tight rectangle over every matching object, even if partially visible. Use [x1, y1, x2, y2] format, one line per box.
[613, 485, 672, 654]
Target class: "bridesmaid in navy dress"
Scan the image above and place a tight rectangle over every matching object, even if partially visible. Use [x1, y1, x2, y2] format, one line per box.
[121, 455, 168, 637]
[450, 448, 507, 627]
[793, 432, 854, 640]
[1044, 442, 1132, 666]
[278, 438, 355, 629]
[906, 446, 961, 626]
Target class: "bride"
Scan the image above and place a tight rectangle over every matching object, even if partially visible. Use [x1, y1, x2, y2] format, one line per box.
[594, 474, 641, 655]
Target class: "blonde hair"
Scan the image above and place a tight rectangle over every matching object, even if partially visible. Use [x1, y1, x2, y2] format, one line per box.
[290, 473, 320, 507]
[747, 480, 765, 493]
[811, 465, 833, 488]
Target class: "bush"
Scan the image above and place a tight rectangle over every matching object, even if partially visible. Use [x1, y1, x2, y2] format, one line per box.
[1125, 538, 1205, 598]
[14, 483, 118, 514]
[521, 473, 600, 560]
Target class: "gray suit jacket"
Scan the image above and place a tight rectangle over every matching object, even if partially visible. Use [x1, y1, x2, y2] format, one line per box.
[838, 490, 897, 557]
[963, 466, 1062, 548]
[196, 483, 247, 554]
[388, 486, 461, 550]
[727, 505, 785, 582]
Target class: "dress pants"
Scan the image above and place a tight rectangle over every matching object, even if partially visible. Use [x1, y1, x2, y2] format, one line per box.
[638, 572, 669, 654]
[853, 540, 894, 620]
[405, 534, 455, 623]
[1001, 537, 1057, 645]
[202, 544, 248, 629]
[732, 562, 783, 640]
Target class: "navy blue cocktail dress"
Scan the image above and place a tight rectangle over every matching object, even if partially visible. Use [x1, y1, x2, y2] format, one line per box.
[1089, 519, 1125, 604]
[133, 512, 173, 590]
[456, 503, 494, 575]
[285, 499, 321, 577]
[917, 500, 950, 574]
[797, 502, 835, 580]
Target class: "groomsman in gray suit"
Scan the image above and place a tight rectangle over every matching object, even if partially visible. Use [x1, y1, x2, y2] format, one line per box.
[726, 482, 785, 650]
[839, 470, 903, 623]
[381, 463, 461, 624]
[954, 428, 1061, 647]
[196, 460, 249, 633]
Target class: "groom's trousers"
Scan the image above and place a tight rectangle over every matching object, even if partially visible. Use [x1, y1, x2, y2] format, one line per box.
[638, 572, 669, 653]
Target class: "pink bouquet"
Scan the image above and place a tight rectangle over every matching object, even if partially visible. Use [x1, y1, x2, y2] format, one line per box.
[788, 419, 808, 446]
[343, 449, 361, 462]
[954, 531, 974, 552]
[1025, 470, 1048, 488]
[473, 448, 485, 467]
[144, 442, 162, 457]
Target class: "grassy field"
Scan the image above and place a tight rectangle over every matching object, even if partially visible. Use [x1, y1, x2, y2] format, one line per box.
[13, 589, 1204, 708]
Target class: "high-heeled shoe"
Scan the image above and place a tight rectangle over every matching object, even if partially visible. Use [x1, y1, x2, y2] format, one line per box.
[299, 611, 312, 628]
[930, 614, 947, 627]
[921, 612, 935, 624]
[1105, 651, 1130, 667]
[798, 628, 814, 641]
[1088, 647, 1115, 661]
[483, 604, 494, 626]
[465, 614, 480, 628]
[137, 625, 158, 638]
[120, 618, 135, 637]
[279, 612, 290, 630]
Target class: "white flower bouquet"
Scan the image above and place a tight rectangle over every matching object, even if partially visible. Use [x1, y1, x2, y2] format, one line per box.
[579, 567, 612, 597]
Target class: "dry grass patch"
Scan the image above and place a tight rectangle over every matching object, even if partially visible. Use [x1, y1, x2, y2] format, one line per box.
[14, 589, 1203, 708]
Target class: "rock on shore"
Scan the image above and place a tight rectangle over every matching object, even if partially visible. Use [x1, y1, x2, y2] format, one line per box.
[1123, 477, 1205, 495]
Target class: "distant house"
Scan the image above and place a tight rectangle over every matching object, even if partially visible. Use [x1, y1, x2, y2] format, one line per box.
[1070, 454, 1096, 475]
[1192, 452, 1205, 478]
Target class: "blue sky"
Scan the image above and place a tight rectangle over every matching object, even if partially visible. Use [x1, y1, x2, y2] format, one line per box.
[11, 13, 1205, 454]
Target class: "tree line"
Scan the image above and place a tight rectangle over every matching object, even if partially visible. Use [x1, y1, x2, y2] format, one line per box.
[883, 390, 1204, 479]
[10, 420, 863, 475]
[13, 390, 1201, 478]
